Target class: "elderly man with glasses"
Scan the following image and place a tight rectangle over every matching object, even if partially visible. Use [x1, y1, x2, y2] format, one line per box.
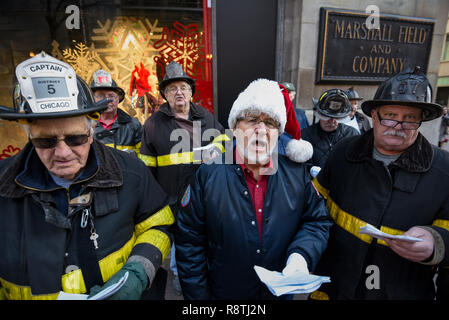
[90, 69, 143, 156]
[311, 67, 449, 300]
[174, 79, 331, 300]
[0, 53, 174, 300]
[140, 61, 227, 201]
[139, 61, 227, 296]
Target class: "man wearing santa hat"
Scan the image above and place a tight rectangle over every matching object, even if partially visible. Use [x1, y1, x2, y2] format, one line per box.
[174, 78, 332, 300]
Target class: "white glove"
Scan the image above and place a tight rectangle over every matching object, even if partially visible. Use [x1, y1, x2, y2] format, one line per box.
[310, 166, 321, 178]
[282, 253, 309, 276]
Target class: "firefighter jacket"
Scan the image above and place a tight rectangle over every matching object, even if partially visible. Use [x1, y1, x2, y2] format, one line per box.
[94, 108, 143, 155]
[0, 140, 174, 300]
[301, 122, 359, 168]
[139, 102, 228, 203]
[312, 130, 449, 300]
[175, 151, 332, 299]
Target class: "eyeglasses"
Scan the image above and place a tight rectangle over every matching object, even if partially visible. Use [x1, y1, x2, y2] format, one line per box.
[376, 111, 421, 130]
[165, 85, 191, 95]
[240, 116, 280, 129]
[30, 132, 91, 149]
[94, 93, 118, 100]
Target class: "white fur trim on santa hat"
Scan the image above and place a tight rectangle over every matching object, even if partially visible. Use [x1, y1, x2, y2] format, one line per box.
[285, 138, 313, 163]
[228, 79, 286, 132]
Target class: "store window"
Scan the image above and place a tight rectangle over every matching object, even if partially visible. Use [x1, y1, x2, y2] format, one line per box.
[0, 0, 213, 158]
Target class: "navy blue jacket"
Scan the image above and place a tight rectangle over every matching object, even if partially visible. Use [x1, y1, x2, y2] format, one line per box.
[175, 152, 332, 299]
[295, 108, 309, 129]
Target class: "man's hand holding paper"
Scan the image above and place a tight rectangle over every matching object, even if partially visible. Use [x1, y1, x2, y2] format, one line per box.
[254, 253, 330, 297]
[359, 224, 435, 263]
[384, 227, 435, 262]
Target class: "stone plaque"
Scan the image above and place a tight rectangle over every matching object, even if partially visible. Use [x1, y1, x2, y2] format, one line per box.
[316, 7, 435, 83]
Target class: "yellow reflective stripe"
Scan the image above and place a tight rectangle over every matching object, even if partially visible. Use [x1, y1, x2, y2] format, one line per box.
[379, 225, 404, 236]
[157, 151, 202, 166]
[313, 178, 415, 247]
[326, 196, 412, 246]
[0, 234, 136, 299]
[135, 205, 175, 236]
[147, 135, 230, 167]
[0, 230, 153, 299]
[139, 154, 157, 167]
[133, 143, 141, 157]
[377, 225, 405, 246]
[135, 229, 171, 260]
[104, 143, 140, 152]
[326, 195, 412, 247]
[0, 277, 58, 300]
[433, 219, 449, 232]
[59, 233, 138, 292]
[0, 287, 6, 300]
[312, 177, 329, 199]
[211, 134, 230, 153]
[98, 234, 135, 283]
[212, 142, 225, 153]
[134, 205, 174, 260]
[325, 197, 373, 244]
[60, 235, 136, 293]
[61, 269, 87, 294]
[212, 133, 230, 143]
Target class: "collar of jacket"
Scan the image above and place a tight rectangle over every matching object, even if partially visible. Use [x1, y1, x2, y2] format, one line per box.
[102, 108, 132, 130]
[116, 108, 133, 124]
[346, 129, 433, 173]
[0, 140, 123, 199]
[159, 102, 206, 119]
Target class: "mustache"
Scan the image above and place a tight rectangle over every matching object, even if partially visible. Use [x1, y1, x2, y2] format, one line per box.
[249, 138, 268, 148]
[247, 133, 269, 148]
[383, 129, 407, 138]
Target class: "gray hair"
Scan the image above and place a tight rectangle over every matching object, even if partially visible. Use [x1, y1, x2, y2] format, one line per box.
[21, 116, 96, 138]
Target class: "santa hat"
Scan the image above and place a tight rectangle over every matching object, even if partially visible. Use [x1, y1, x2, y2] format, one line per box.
[228, 78, 313, 163]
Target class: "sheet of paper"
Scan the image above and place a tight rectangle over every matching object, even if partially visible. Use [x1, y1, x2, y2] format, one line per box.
[359, 224, 423, 242]
[254, 265, 330, 297]
[56, 292, 88, 300]
[57, 271, 129, 300]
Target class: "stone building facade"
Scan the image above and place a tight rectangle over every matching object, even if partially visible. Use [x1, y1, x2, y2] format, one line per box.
[276, 0, 449, 144]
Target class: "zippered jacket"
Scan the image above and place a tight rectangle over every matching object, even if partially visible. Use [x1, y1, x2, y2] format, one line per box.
[175, 152, 332, 299]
